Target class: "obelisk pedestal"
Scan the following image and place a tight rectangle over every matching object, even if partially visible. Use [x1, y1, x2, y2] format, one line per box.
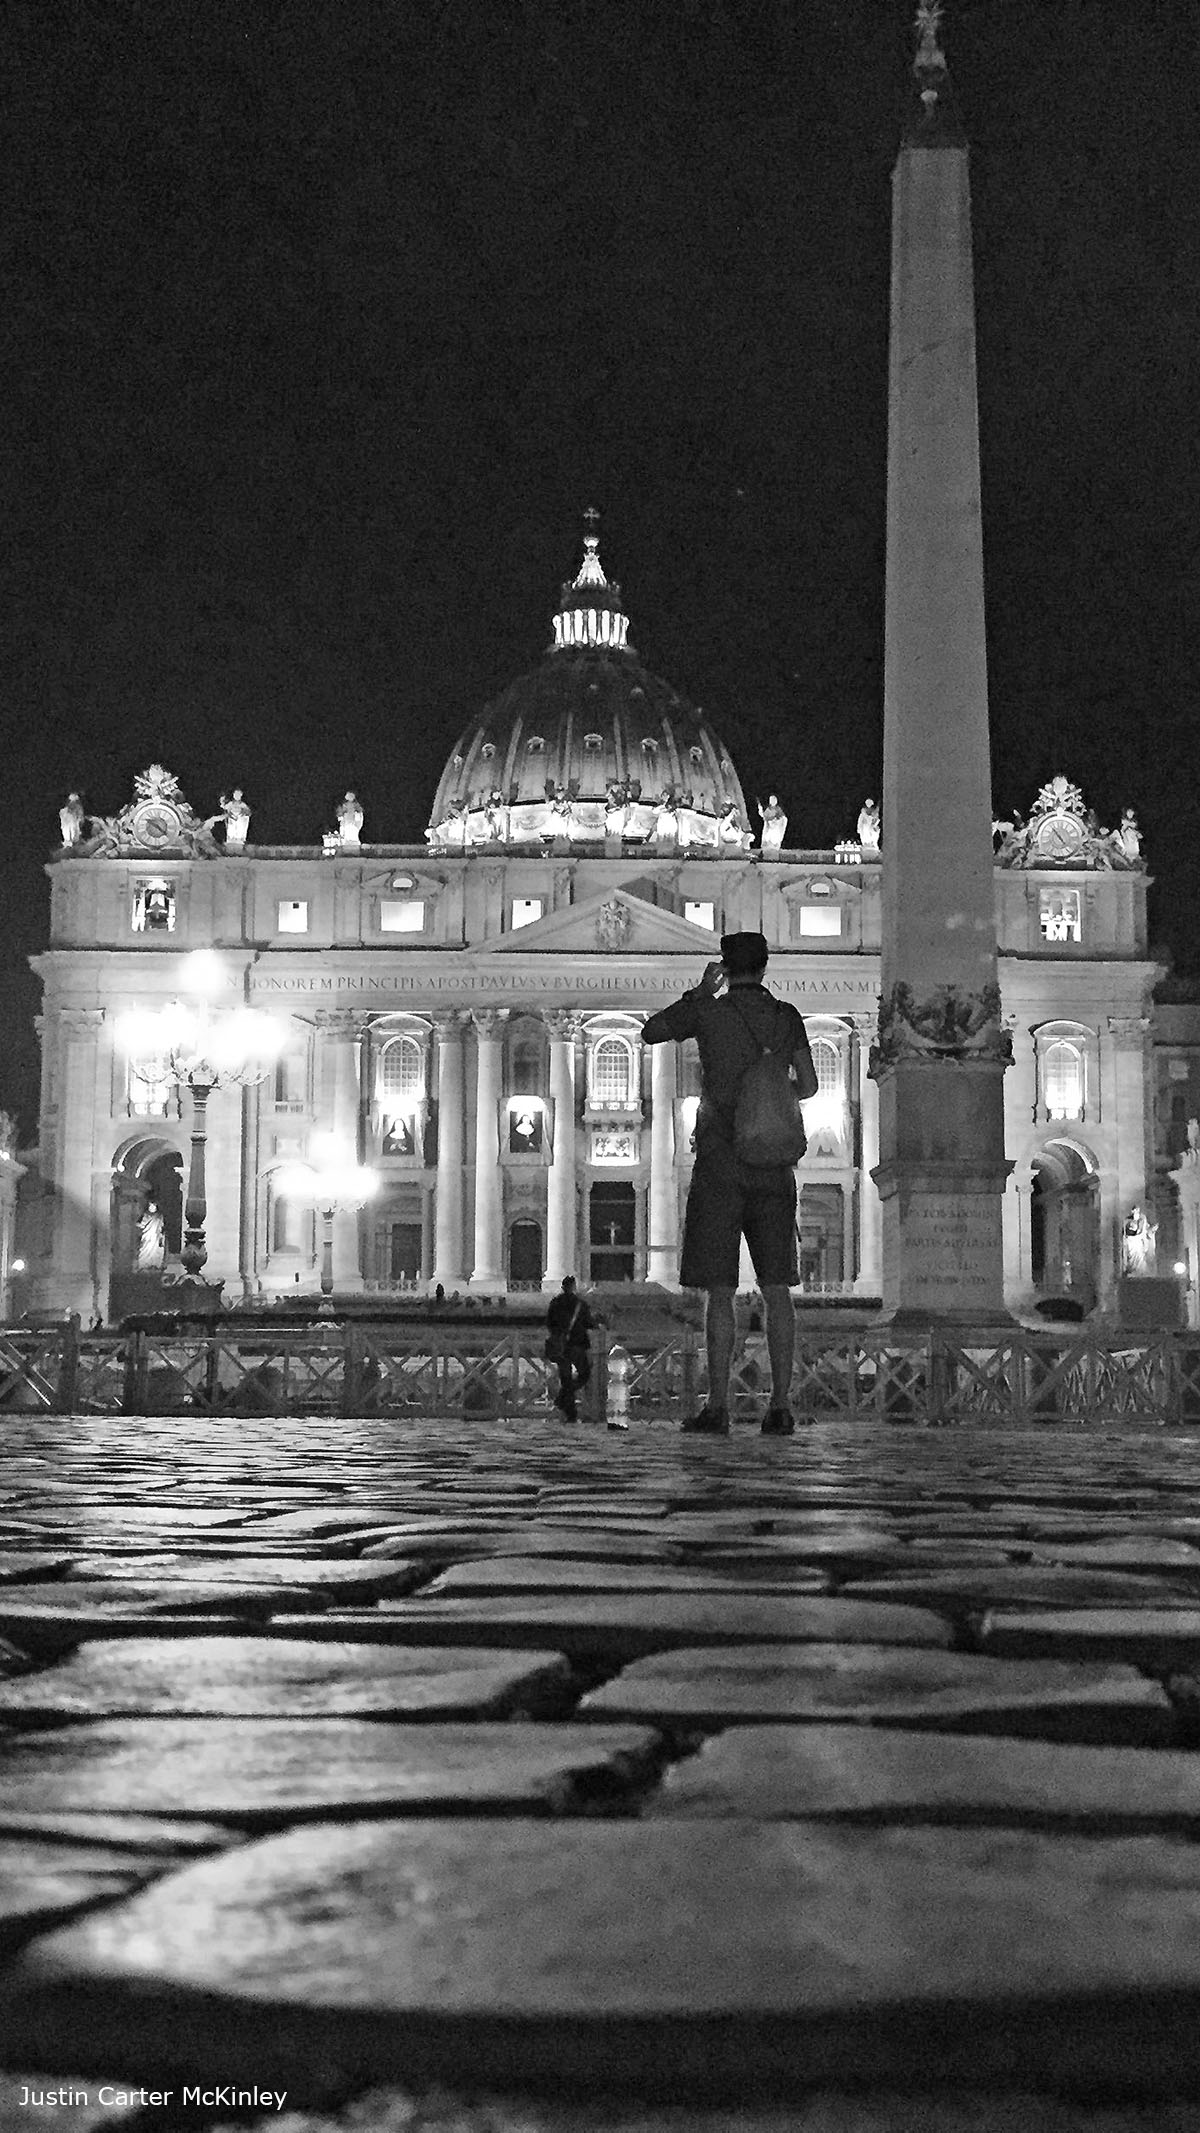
[871, 4, 1012, 1328]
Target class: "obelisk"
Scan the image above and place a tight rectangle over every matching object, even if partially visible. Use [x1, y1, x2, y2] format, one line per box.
[872, 1, 1012, 1324]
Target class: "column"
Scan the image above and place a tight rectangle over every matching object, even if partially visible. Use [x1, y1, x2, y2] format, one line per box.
[647, 1039, 679, 1286]
[1169, 1161, 1200, 1331]
[873, 9, 1012, 1325]
[432, 1011, 466, 1290]
[470, 1009, 507, 1290]
[543, 1011, 579, 1288]
[1099, 1011, 1150, 1305]
[322, 1012, 366, 1292]
[1003, 1023, 1039, 1300]
[54, 1006, 105, 1318]
[854, 1020, 882, 1296]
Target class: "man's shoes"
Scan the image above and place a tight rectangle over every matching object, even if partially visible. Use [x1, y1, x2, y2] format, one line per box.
[761, 1407, 796, 1436]
[682, 1406, 730, 1435]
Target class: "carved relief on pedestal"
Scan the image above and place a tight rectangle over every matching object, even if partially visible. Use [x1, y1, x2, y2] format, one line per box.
[871, 982, 1012, 1075]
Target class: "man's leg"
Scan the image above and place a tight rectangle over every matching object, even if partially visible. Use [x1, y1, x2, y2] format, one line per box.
[762, 1283, 795, 1408]
[705, 1285, 737, 1412]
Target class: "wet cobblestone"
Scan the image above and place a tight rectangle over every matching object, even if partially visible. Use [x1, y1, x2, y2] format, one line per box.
[5, 1415, 1200, 2126]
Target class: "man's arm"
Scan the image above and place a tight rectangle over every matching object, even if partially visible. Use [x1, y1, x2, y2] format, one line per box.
[643, 960, 724, 1046]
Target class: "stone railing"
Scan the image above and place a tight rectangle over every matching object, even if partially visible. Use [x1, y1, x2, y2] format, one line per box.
[4, 1319, 1200, 1426]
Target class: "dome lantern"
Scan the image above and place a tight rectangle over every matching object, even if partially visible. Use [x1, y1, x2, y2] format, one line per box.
[550, 507, 632, 653]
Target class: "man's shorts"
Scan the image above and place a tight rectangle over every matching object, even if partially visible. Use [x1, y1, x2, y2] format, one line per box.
[679, 1129, 799, 1290]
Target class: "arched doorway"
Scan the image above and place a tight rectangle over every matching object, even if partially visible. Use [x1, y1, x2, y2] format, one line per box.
[1031, 1140, 1099, 1311]
[589, 1180, 636, 1283]
[797, 1183, 844, 1290]
[508, 1218, 543, 1287]
[109, 1139, 184, 1320]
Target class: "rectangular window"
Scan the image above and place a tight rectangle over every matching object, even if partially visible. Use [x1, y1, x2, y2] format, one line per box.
[510, 898, 543, 930]
[277, 900, 308, 933]
[798, 905, 842, 936]
[381, 898, 425, 933]
[1039, 888, 1082, 944]
[684, 900, 716, 929]
[132, 880, 175, 933]
[273, 1052, 307, 1111]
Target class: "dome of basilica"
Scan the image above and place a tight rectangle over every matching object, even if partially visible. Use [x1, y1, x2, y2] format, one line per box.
[426, 516, 753, 854]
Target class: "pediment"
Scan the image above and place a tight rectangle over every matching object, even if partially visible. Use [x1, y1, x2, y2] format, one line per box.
[490, 885, 721, 957]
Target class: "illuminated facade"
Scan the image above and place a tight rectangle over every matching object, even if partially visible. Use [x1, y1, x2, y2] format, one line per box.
[19, 531, 1165, 1325]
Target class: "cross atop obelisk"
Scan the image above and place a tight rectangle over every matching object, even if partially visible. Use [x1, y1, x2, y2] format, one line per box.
[871, 2, 1013, 1325]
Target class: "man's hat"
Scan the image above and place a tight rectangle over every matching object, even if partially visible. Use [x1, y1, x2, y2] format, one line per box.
[720, 931, 769, 973]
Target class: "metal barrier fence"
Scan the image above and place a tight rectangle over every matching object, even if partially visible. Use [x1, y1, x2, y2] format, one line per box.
[5, 1317, 1200, 1425]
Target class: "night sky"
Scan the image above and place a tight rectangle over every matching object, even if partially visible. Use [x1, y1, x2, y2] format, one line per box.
[5, 0, 1199, 1134]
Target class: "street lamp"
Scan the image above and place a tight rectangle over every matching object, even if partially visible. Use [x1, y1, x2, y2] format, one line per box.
[118, 953, 286, 1279]
[279, 1133, 379, 1313]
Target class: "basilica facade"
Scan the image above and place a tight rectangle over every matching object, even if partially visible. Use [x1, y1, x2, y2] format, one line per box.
[16, 526, 1167, 1328]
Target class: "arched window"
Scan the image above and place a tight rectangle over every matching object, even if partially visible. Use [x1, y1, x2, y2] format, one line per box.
[802, 1037, 844, 1144]
[592, 1035, 636, 1108]
[272, 1192, 297, 1253]
[379, 1035, 424, 1106]
[1044, 1040, 1085, 1121]
[511, 1034, 542, 1095]
[127, 1055, 174, 1119]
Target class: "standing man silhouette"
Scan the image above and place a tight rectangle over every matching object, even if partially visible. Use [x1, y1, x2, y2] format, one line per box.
[643, 932, 817, 1434]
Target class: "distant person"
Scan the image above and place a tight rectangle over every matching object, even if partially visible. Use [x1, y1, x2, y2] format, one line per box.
[544, 1274, 594, 1423]
[643, 931, 817, 1435]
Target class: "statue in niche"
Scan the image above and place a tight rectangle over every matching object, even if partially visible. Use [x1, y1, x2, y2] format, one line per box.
[219, 789, 251, 850]
[59, 793, 85, 847]
[1184, 1118, 1200, 1167]
[136, 1201, 166, 1271]
[856, 799, 881, 855]
[1121, 1205, 1157, 1276]
[757, 793, 787, 852]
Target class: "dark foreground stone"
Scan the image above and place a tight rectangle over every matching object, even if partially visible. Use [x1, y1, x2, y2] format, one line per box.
[9, 1820, 1200, 2103]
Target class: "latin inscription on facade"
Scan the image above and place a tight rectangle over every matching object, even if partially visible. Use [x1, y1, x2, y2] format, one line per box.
[249, 970, 878, 998]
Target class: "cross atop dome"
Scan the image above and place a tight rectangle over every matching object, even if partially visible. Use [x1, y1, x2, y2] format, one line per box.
[574, 506, 608, 591]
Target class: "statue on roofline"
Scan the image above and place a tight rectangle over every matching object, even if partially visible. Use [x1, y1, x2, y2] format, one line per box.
[856, 798, 881, 855]
[219, 789, 251, 850]
[757, 792, 787, 853]
[59, 793, 86, 848]
[336, 791, 364, 846]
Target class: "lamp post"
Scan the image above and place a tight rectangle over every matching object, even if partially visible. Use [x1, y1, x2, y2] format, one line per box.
[279, 1134, 379, 1314]
[118, 954, 286, 1279]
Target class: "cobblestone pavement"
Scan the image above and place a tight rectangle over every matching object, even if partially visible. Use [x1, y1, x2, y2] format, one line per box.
[7, 1415, 1200, 2132]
